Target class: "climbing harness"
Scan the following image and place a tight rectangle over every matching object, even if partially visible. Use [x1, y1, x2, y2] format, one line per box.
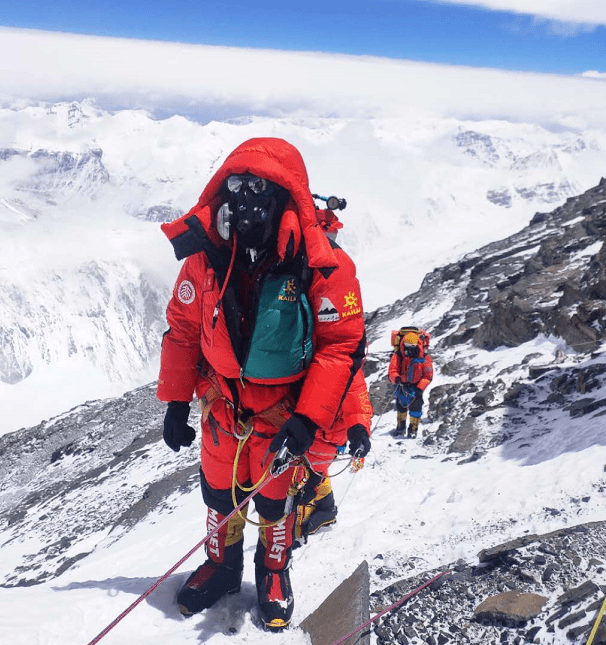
[395, 382, 416, 408]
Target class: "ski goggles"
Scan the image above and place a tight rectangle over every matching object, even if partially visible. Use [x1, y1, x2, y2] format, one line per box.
[226, 174, 271, 195]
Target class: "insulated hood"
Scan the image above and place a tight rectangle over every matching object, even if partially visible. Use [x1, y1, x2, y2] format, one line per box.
[161, 137, 339, 269]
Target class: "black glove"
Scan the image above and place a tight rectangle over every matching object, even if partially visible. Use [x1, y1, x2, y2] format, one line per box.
[403, 383, 416, 397]
[269, 413, 317, 457]
[395, 376, 402, 385]
[347, 424, 371, 458]
[163, 401, 196, 452]
[413, 386, 423, 400]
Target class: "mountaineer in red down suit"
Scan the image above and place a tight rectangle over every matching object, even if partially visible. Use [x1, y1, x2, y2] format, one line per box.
[157, 137, 369, 630]
[388, 331, 433, 438]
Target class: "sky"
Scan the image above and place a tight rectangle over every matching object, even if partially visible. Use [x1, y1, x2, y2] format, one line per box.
[1, 0, 606, 75]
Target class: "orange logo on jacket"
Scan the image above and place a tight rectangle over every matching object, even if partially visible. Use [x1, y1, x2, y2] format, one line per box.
[278, 279, 297, 302]
[342, 291, 361, 318]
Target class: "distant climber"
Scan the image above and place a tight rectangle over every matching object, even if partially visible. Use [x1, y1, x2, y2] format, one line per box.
[388, 327, 433, 438]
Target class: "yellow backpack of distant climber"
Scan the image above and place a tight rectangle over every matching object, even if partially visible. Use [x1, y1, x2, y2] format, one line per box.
[391, 326, 431, 354]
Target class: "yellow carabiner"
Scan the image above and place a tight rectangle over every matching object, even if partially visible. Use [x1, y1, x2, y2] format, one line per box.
[351, 457, 365, 473]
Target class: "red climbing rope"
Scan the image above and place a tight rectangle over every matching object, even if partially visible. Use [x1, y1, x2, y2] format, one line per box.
[329, 569, 451, 645]
[84, 470, 282, 645]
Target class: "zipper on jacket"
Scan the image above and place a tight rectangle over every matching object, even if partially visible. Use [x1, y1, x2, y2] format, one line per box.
[298, 276, 310, 371]
[240, 268, 266, 377]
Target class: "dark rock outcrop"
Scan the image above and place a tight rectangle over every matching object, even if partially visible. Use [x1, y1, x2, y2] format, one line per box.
[371, 521, 606, 645]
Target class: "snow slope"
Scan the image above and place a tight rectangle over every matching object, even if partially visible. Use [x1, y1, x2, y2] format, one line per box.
[1, 336, 605, 645]
[2, 165, 606, 644]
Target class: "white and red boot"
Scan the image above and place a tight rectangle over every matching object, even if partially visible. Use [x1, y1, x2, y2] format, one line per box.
[255, 513, 295, 630]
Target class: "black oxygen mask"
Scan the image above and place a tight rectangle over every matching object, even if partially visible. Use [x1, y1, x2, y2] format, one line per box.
[404, 344, 420, 359]
[216, 174, 284, 255]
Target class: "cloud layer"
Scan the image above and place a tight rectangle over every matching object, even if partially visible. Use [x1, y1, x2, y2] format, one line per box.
[2, 27, 606, 129]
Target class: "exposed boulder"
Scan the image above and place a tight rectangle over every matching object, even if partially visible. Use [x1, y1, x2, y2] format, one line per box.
[474, 590, 547, 625]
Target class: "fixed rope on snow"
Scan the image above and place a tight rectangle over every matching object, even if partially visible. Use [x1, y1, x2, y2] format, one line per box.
[328, 569, 451, 645]
[84, 435, 445, 645]
[84, 389, 387, 644]
[84, 455, 294, 645]
[586, 593, 606, 645]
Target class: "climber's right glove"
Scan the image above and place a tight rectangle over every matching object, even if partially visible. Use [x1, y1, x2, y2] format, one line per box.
[163, 401, 196, 452]
[269, 413, 317, 457]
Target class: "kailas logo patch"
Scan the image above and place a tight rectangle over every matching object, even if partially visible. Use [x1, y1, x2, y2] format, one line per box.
[177, 280, 196, 304]
[342, 291, 362, 318]
[318, 297, 339, 322]
[278, 278, 297, 302]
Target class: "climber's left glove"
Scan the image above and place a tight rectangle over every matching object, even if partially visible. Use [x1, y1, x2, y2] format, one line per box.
[347, 424, 371, 458]
[163, 401, 196, 452]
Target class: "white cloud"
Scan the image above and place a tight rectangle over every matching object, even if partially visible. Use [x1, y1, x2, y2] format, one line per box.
[1, 27, 606, 131]
[582, 70, 606, 79]
[427, 0, 606, 26]
[534, 17, 597, 37]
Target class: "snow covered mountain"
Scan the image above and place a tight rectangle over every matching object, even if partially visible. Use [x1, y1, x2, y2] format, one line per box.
[1, 178, 605, 645]
[3, 99, 606, 435]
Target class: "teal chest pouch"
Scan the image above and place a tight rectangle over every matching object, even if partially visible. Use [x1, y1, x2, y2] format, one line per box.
[243, 274, 314, 380]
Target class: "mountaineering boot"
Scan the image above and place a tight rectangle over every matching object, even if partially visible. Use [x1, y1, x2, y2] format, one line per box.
[177, 506, 246, 616]
[407, 416, 420, 439]
[256, 564, 294, 631]
[305, 490, 338, 535]
[293, 477, 337, 548]
[178, 559, 243, 616]
[255, 514, 295, 630]
[393, 411, 407, 436]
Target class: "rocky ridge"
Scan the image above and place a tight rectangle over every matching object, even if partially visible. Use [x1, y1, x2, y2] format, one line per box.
[360, 180, 606, 644]
[371, 521, 606, 644]
[365, 177, 606, 459]
[0, 383, 200, 587]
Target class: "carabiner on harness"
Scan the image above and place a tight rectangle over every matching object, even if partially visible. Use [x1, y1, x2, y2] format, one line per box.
[270, 441, 291, 476]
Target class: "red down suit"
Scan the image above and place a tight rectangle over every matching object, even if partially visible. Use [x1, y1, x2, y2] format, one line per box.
[388, 337, 433, 391]
[157, 138, 367, 509]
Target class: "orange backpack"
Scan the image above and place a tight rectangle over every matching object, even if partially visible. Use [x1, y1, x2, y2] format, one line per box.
[391, 326, 431, 354]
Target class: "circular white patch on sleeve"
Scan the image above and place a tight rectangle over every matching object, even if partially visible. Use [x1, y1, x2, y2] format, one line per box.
[177, 280, 196, 304]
